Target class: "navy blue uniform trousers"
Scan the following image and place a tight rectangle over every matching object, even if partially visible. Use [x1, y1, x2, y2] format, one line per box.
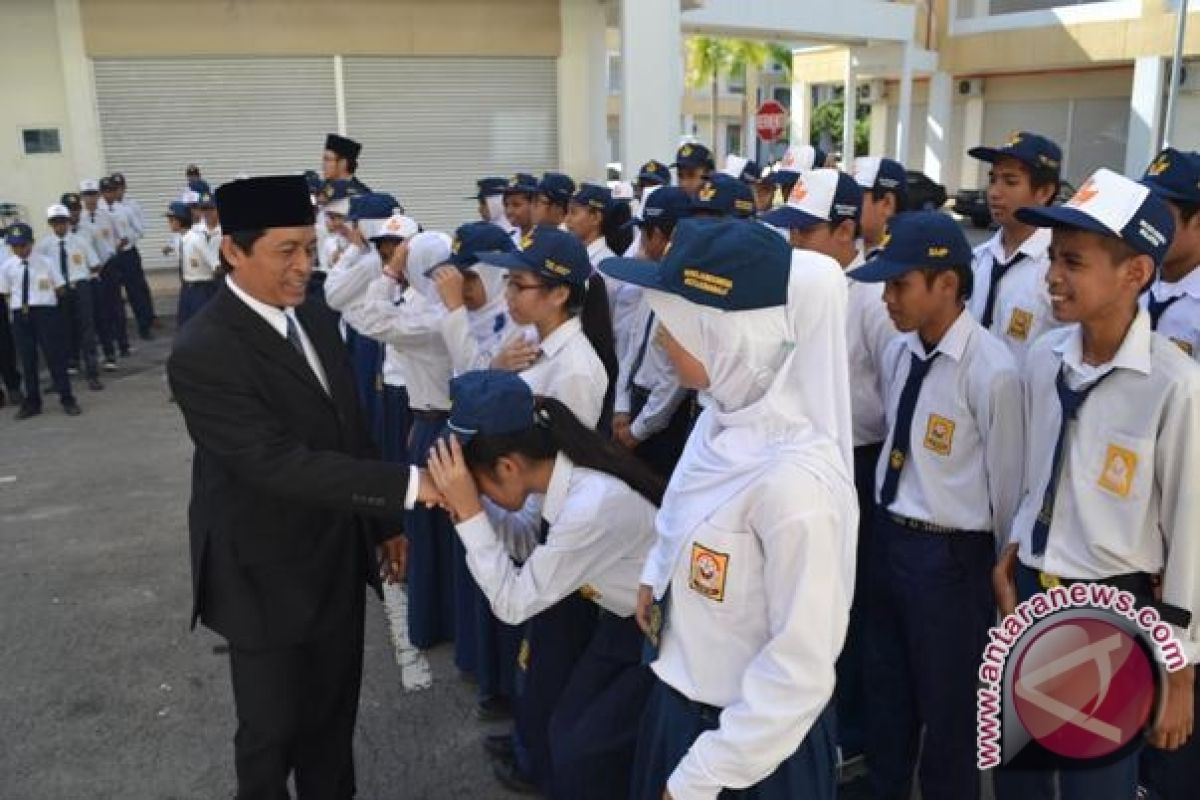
[12, 306, 74, 408]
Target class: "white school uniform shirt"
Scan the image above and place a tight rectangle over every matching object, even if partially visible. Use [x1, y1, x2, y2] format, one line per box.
[1142, 268, 1200, 362]
[520, 315, 608, 429]
[1009, 312, 1200, 663]
[319, 231, 350, 272]
[180, 227, 218, 283]
[875, 308, 1024, 535]
[846, 251, 897, 447]
[0, 253, 65, 310]
[651, 458, 857, 800]
[439, 305, 532, 376]
[614, 296, 688, 442]
[967, 227, 1062, 368]
[102, 199, 135, 252]
[81, 206, 117, 262]
[35, 232, 97, 283]
[588, 236, 637, 357]
[205, 224, 222, 267]
[455, 452, 657, 623]
[117, 197, 146, 241]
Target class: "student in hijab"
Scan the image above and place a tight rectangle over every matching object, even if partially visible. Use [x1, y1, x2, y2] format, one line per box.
[601, 217, 857, 800]
[429, 369, 663, 799]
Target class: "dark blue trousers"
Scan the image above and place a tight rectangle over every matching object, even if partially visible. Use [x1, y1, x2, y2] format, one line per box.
[475, 590, 522, 703]
[12, 307, 74, 409]
[403, 416, 457, 650]
[1139, 671, 1199, 799]
[629, 678, 837, 799]
[95, 259, 128, 356]
[176, 280, 217, 328]
[373, 384, 412, 466]
[862, 512, 994, 800]
[0, 296, 21, 394]
[344, 328, 382, 437]
[114, 247, 155, 335]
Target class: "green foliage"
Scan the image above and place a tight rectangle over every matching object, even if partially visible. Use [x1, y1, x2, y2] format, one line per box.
[810, 99, 871, 155]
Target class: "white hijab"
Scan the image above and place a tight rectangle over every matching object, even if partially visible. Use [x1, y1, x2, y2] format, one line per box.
[403, 231, 453, 306]
[645, 248, 854, 595]
[465, 264, 511, 343]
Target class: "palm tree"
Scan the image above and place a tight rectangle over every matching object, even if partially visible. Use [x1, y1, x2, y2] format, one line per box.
[727, 40, 770, 155]
[685, 36, 731, 149]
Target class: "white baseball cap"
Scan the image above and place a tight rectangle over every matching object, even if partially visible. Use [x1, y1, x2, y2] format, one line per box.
[79, 179, 99, 193]
[47, 204, 71, 220]
[760, 169, 863, 230]
[367, 213, 419, 242]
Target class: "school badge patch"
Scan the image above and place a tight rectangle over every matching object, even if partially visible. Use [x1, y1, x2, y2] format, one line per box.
[1006, 307, 1034, 341]
[579, 584, 602, 603]
[1098, 444, 1137, 498]
[71, 253, 83, 265]
[1171, 338, 1194, 356]
[923, 414, 955, 456]
[689, 543, 729, 602]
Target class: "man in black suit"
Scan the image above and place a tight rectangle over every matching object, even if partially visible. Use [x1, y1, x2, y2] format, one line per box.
[167, 176, 433, 799]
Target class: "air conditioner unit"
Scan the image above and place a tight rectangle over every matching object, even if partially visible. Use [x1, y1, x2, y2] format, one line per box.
[958, 78, 984, 98]
[858, 79, 887, 105]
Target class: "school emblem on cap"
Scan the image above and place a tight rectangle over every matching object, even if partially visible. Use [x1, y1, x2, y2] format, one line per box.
[680, 144, 694, 157]
[520, 230, 535, 250]
[879, 226, 892, 249]
[543, 258, 571, 277]
[1068, 178, 1100, 206]
[689, 542, 728, 602]
[923, 414, 956, 456]
[1098, 444, 1137, 498]
[509, 175, 520, 187]
[682, 268, 733, 297]
[788, 179, 808, 203]
[1148, 154, 1171, 177]
[928, 246, 950, 258]
[451, 237, 462, 254]
[1006, 131, 1024, 147]
[1006, 307, 1034, 341]
[646, 160, 660, 171]
[697, 182, 717, 202]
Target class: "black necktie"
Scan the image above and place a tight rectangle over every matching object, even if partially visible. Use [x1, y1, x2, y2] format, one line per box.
[59, 239, 70, 289]
[879, 350, 940, 508]
[626, 312, 657, 391]
[1147, 292, 1182, 330]
[284, 314, 307, 360]
[1030, 366, 1113, 555]
[980, 252, 1028, 329]
[20, 259, 30, 312]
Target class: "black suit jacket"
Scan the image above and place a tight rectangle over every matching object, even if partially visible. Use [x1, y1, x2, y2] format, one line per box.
[167, 282, 408, 649]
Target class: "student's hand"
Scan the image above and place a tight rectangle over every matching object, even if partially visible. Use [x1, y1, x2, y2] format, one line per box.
[993, 542, 1020, 618]
[427, 436, 484, 522]
[1151, 665, 1195, 750]
[432, 266, 465, 311]
[615, 424, 640, 451]
[415, 469, 444, 509]
[612, 413, 631, 440]
[491, 338, 539, 372]
[348, 223, 367, 249]
[379, 535, 408, 584]
[635, 584, 655, 637]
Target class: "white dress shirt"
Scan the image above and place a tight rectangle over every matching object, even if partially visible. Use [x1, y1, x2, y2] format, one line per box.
[652, 458, 856, 800]
[967, 227, 1063, 368]
[1142, 268, 1200, 362]
[180, 228, 218, 283]
[614, 296, 688, 442]
[845, 252, 896, 447]
[81, 206, 117, 262]
[0, 254, 64, 309]
[875, 309, 1024, 535]
[520, 316, 608, 429]
[35, 233, 98, 283]
[1009, 311, 1200, 663]
[455, 452, 657, 622]
[117, 197, 146, 242]
[589, 236, 638, 360]
[102, 199, 135, 252]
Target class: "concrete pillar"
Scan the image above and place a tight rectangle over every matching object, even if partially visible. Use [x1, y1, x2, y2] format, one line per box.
[959, 94, 985, 190]
[895, 42, 914, 163]
[558, 0, 609, 181]
[1125, 55, 1166, 177]
[619, 0, 682, 174]
[53, 0, 105, 179]
[923, 70, 953, 183]
[869, 101, 890, 156]
[790, 51, 812, 147]
[842, 51, 858, 164]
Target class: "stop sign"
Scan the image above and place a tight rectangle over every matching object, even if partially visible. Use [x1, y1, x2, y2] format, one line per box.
[756, 100, 788, 143]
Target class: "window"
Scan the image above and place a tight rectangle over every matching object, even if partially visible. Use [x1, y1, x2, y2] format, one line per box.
[22, 128, 61, 155]
[726, 124, 743, 157]
[607, 53, 621, 95]
[728, 64, 746, 95]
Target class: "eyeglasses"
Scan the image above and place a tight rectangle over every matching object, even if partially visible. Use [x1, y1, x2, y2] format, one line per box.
[504, 275, 547, 294]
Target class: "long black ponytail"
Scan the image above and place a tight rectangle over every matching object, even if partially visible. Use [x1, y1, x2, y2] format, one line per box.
[461, 396, 665, 507]
[603, 200, 634, 256]
[567, 275, 618, 432]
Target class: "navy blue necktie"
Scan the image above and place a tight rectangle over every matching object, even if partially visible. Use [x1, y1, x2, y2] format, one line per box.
[1030, 366, 1112, 555]
[1147, 292, 1182, 330]
[627, 312, 656, 391]
[59, 240, 71, 289]
[879, 350, 940, 509]
[20, 259, 30, 312]
[980, 252, 1027, 329]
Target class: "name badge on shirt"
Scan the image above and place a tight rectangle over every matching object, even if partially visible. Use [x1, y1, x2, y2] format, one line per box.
[37, 277, 53, 293]
[189, 258, 200, 269]
[1170, 338, 1194, 357]
[1006, 307, 1034, 341]
[101, 229, 110, 239]
[71, 253, 83, 265]
[923, 414, 956, 456]
[1098, 444, 1137, 498]
[689, 542, 729, 602]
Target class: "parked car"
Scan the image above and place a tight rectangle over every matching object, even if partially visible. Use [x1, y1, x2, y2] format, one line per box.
[954, 180, 1077, 229]
[906, 171, 948, 211]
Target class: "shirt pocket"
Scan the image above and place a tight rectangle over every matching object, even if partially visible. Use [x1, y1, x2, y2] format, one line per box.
[683, 519, 759, 618]
[1081, 429, 1154, 506]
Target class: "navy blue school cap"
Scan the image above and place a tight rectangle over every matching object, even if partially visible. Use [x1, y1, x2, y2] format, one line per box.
[166, 201, 192, 221]
[110, 172, 127, 186]
[853, 156, 909, 208]
[348, 192, 399, 221]
[99, 177, 117, 192]
[537, 172, 576, 205]
[571, 182, 611, 211]
[468, 177, 508, 201]
[1015, 168, 1175, 267]
[60, 192, 81, 208]
[969, 131, 1062, 176]
[448, 221, 517, 269]
[188, 179, 212, 196]
[1140, 148, 1200, 204]
[672, 142, 714, 171]
[445, 370, 535, 444]
[762, 169, 862, 230]
[629, 186, 692, 229]
[503, 173, 539, 195]
[476, 225, 592, 287]
[303, 170, 323, 194]
[637, 160, 672, 186]
[5, 223, 34, 246]
[600, 217, 791, 311]
[848, 211, 973, 284]
[691, 173, 754, 218]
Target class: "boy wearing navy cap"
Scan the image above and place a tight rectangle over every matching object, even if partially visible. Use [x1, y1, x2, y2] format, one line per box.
[177, 194, 219, 326]
[671, 142, 714, 195]
[853, 156, 908, 258]
[503, 173, 540, 240]
[0, 224, 81, 418]
[36, 205, 103, 389]
[635, 159, 671, 200]
[1139, 147, 1200, 361]
[992, 170, 1200, 800]
[690, 173, 754, 219]
[532, 172, 576, 229]
[966, 131, 1065, 366]
[322, 133, 371, 194]
[849, 211, 1023, 800]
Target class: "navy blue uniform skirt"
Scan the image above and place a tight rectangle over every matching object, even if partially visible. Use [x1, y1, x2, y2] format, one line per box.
[345, 327, 382, 437]
[373, 384, 412, 466]
[404, 415, 457, 650]
[630, 678, 837, 799]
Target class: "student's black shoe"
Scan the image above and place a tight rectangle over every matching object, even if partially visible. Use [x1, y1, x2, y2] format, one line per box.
[483, 733, 515, 761]
[87, 377, 104, 391]
[62, 401, 82, 416]
[476, 696, 513, 722]
[103, 359, 117, 372]
[67, 365, 79, 375]
[491, 760, 538, 795]
[15, 405, 41, 420]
